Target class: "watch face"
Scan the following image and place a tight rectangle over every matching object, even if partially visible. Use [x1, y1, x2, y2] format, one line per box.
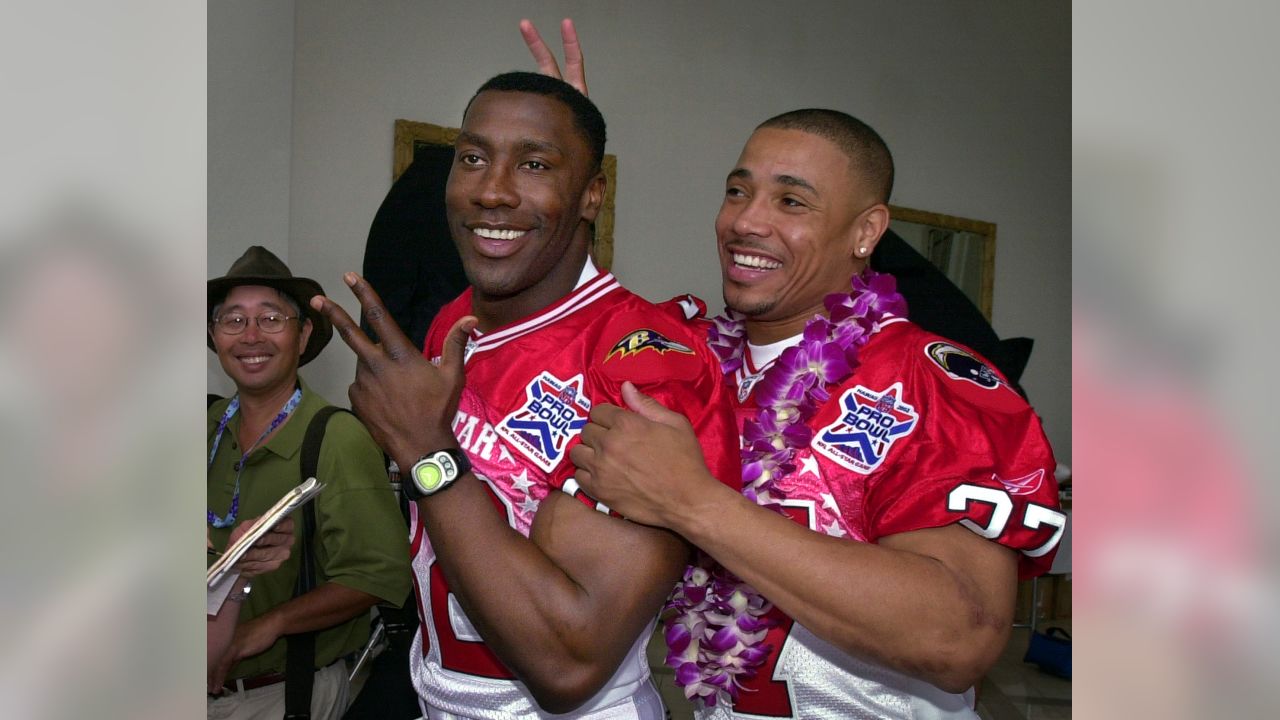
[410, 449, 468, 497]
[414, 460, 447, 493]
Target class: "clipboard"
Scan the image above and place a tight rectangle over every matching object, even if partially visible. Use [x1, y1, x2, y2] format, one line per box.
[207, 476, 324, 590]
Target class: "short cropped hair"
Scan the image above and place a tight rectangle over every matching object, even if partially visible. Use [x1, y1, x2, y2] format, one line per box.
[758, 109, 894, 204]
[465, 71, 607, 172]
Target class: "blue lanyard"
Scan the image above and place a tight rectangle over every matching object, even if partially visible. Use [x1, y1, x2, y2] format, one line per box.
[207, 387, 303, 528]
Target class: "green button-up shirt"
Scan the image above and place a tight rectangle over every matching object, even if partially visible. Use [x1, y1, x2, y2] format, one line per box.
[208, 378, 411, 678]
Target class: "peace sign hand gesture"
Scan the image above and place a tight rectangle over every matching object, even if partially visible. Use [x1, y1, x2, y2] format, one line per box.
[520, 18, 588, 96]
[309, 272, 475, 469]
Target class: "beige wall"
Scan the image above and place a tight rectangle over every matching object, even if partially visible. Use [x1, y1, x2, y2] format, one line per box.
[209, 0, 1071, 463]
[208, 0, 296, 396]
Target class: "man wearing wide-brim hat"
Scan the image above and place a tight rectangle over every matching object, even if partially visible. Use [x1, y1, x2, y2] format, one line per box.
[206, 246, 410, 720]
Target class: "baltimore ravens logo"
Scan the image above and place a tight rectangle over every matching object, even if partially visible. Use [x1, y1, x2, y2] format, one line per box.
[605, 329, 694, 362]
[812, 383, 918, 474]
[925, 342, 1004, 390]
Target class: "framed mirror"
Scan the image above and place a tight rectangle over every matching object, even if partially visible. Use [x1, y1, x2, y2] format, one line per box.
[888, 205, 995, 320]
[393, 119, 619, 270]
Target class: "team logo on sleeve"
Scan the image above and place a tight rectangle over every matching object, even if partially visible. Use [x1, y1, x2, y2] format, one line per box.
[812, 382, 918, 474]
[604, 329, 694, 362]
[496, 372, 592, 473]
[925, 342, 1005, 390]
[993, 468, 1046, 497]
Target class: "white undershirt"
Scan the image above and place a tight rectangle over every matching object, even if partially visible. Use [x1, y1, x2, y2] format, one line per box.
[746, 333, 803, 373]
[745, 313, 906, 371]
[575, 255, 601, 289]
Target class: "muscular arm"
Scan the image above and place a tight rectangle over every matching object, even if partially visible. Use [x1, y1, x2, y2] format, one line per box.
[311, 275, 690, 713]
[411, 462, 688, 712]
[574, 384, 1015, 693]
[674, 479, 1013, 692]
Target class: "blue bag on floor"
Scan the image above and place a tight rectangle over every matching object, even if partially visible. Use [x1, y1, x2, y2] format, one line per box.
[1023, 626, 1071, 679]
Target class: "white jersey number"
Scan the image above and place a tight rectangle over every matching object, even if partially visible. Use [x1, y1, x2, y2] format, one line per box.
[947, 483, 1065, 556]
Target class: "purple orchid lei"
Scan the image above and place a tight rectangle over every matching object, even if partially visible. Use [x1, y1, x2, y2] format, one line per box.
[663, 270, 907, 707]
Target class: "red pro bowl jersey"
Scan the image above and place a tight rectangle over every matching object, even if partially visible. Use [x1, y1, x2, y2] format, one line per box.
[408, 271, 741, 718]
[711, 317, 1064, 720]
[731, 317, 1063, 575]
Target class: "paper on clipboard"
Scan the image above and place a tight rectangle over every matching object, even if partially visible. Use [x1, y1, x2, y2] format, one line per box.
[207, 569, 240, 615]
[207, 476, 324, 590]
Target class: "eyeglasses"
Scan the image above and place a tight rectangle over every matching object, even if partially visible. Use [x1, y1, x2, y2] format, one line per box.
[211, 312, 300, 335]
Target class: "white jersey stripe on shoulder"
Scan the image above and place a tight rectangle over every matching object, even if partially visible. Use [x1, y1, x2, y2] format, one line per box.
[474, 272, 616, 346]
[478, 278, 619, 353]
[470, 274, 621, 355]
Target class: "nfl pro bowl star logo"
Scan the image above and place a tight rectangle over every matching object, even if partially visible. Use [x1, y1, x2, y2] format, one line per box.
[813, 382, 919, 474]
[497, 372, 592, 473]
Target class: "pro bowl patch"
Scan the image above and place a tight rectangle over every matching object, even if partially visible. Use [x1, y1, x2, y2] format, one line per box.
[496, 372, 592, 473]
[925, 342, 1005, 390]
[813, 382, 918, 474]
[604, 329, 694, 362]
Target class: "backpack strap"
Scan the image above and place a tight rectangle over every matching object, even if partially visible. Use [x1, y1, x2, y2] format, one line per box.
[285, 405, 350, 719]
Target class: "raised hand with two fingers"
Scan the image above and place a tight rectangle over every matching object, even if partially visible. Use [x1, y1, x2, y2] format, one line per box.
[308, 272, 475, 469]
[520, 18, 588, 96]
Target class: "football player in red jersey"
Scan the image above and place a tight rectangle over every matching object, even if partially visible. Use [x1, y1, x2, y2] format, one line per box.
[525, 20, 1066, 720]
[312, 72, 741, 719]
